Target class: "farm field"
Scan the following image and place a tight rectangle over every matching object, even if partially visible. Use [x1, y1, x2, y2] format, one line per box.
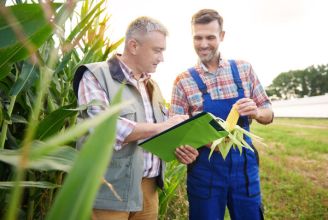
[252, 117, 328, 220]
[161, 118, 328, 220]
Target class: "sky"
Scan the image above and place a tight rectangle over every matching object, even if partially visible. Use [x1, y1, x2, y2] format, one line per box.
[106, 0, 328, 100]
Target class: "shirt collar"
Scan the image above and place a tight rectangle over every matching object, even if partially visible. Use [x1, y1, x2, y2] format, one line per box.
[198, 53, 224, 75]
[116, 54, 151, 83]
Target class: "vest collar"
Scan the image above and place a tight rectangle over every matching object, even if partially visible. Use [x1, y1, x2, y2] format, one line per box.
[107, 55, 127, 83]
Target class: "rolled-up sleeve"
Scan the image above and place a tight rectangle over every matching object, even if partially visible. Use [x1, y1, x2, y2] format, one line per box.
[248, 65, 272, 109]
[78, 70, 136, 150]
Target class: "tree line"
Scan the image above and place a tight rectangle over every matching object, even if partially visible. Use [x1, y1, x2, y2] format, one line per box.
[266, 64, 328, 100]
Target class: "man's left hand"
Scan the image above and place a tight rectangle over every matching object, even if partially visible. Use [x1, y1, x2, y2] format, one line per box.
[235, 98, 258, 119]
[175, 145, 199, 164]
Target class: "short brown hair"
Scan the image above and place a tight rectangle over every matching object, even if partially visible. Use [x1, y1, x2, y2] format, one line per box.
[191, 9, 224, 31]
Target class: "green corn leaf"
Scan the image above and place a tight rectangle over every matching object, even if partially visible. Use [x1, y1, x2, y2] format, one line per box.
[35, 104, 77, 140]
[108, 37, 125, 54]
[219, 138, 233, 160]
[30, 100, 133, 160]
[0, 3, 62, 79]
[9, 61, 38, 96]
[235, 125, 263, 141]
[239, 137, 254, 152]
[209, 137, 224, 160]
[53, 49, 75, 75]
[0, 146, 77, 172]
[0, 181, 60, 189]
[65, 0, 104, 43]
[11, 114, 28, 124]
[233, 130, 243, 155]
[45, 87, 123, 220]
[237, 130, 245, 155]
[0, 63, 12, 80]
[0, 102, 3, 125]
[228, 133, 243, 149]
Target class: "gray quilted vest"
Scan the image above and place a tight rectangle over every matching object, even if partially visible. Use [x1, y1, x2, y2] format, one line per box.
[73, 56, 166, 211]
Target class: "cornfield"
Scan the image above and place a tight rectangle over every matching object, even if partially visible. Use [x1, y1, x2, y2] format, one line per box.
[0, 1, 125, 219]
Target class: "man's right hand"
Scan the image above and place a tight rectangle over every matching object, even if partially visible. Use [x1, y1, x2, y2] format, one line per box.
[124, 115, 189, 143]
[160, 114, 189, 131]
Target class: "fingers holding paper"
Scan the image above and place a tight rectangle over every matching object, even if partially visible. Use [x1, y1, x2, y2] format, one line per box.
[175, 145, 199, 164]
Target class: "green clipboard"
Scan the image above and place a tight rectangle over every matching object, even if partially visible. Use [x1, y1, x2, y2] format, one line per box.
[139, 112, 229, 162]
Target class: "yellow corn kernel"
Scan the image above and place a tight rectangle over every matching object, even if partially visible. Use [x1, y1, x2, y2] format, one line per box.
[225, 104, 239, 132]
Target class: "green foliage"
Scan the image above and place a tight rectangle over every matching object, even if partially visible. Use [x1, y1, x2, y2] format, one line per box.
[159, 161, 187, 219]
[0, 3, 61, 79]
[266, 64, 328, 99]
[0, 146, 77, 173]
[0, 1, 124, 219]
[46, 89, 122, 220]
[35, 104, 77, 140]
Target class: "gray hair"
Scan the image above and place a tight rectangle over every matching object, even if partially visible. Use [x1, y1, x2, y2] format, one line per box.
[125, 16, 168, 42]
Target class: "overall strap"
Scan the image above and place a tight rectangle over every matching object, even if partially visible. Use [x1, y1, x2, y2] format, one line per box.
[188, 67, 211, 101]
[228, 60, 255, 194]
[228, 60, 250, 130]
[228, 60, 244, 98]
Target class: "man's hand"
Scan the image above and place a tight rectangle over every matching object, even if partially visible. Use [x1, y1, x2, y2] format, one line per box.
[160, 115, 189, 132]
[175, 145, 199, 164]
[235, 98, 274, 124]
[235, 98, 258, 119]
[124, 115, 189, 143]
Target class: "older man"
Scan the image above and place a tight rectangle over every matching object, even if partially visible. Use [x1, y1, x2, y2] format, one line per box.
[73, 16, 198, 220]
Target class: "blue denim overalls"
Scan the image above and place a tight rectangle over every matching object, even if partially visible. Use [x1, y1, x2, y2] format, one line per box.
[187, 60, 264, 220]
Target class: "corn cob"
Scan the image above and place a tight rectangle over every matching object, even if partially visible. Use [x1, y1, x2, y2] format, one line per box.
[225, 104, 239, 132]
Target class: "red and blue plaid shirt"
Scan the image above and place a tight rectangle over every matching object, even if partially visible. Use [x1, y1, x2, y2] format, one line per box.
[169, 58, 271, 116]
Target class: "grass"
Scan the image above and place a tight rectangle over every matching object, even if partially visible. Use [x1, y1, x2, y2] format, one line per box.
[162, 118, 328, 219]
[252, 118, 328, 219]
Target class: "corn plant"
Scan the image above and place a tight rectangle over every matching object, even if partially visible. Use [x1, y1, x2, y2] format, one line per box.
[0, 1, 124, 219]
[159, 160, 187, 220]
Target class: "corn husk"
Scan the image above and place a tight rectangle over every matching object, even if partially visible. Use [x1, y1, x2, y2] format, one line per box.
[208, 106, 266, 160]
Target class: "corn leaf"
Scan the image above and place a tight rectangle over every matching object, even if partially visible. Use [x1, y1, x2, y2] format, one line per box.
[219, 138, 233, 160]
[0, 3, 61, 79]
[0, 181, 60, 189]
[35, 104, 77, 140]
[0, 146, 77, 172]
[45, 88, 122, 220]
[235, 125, 263, 141]
[209, 137, 224, 160]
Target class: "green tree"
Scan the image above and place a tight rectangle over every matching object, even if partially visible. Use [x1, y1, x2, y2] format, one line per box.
[266, 64, 328, 99]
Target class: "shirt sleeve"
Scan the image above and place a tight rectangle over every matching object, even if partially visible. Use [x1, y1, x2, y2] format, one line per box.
[169, 76, 189, 116]
[77, 70, 136, 150]
[247, 65, 272, 109]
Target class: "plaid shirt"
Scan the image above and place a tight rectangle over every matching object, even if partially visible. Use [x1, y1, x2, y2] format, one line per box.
[78, 57, 160, 178]
[169, 58, 271, 116]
